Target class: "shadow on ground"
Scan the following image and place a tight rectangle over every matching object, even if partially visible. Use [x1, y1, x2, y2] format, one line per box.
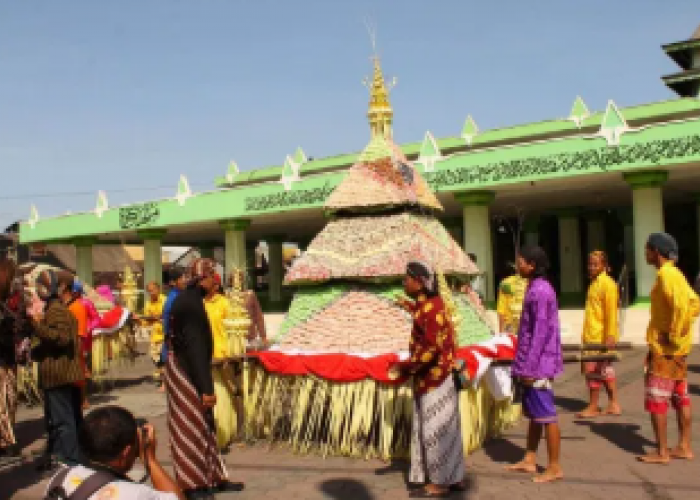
[13, 415, 45, 451]
[482, 438, 525, 464]
[554, 395, 588, 413]
[0, 460, 47, 499]
[574, 421, 653, 455]
[319, 478, 374, 500]
[374, 459, 410, 486]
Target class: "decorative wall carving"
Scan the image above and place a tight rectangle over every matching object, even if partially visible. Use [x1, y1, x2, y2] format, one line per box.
[245, 182, 335, 212]
[119, 202, 160, 229]
[424, 134, 700, 189]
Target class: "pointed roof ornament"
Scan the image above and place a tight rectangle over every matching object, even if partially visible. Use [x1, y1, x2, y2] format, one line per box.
[280, 155, 300, 191]
[176, 175, 192, 206]
[95, 190, 108, 218]
[293, 147, 308, 165]
[417, 131, 441, 172]
[225, 161, 239, 183]
[597, 100, 629, 146]
[28, 205, 39, 229]
[461, 115, 479, 145]
[363, 56, 396, 140]
[569, 96, 590, 128]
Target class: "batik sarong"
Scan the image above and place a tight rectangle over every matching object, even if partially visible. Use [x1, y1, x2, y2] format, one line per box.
[409, 376, 466, 486]
[165, 355, 227, 491]
[0, 365, 17, 448]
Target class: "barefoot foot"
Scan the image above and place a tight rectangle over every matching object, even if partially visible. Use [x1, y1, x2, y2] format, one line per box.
[505, 461, 537, 474]
[636, 452, 670, 465]
[669, 447, 694, 460]
[576, 407, 600, 418]
[605, 404, 622, 416]
[532, 466, 563, 483]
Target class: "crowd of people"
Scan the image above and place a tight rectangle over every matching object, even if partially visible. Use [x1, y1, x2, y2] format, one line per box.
[0, 229, 697, 498]
[393, 232, 697, 497]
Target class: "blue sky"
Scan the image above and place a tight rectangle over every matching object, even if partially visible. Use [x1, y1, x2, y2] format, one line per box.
[1, 0, 698, 230]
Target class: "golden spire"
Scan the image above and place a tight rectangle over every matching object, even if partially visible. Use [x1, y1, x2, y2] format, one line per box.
[365, 56, 395, 139]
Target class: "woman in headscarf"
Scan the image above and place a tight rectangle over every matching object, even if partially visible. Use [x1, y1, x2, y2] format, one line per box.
[391, 261, 467, 498]
[30, 269, 83, 470]
[165, 258, 243, 499]
[0, 258, 32, 462]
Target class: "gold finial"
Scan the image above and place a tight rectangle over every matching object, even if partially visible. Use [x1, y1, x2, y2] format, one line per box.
[364, 56, 395, 139]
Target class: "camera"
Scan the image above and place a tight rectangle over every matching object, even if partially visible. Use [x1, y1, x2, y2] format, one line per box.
[135, 418, 149, 441]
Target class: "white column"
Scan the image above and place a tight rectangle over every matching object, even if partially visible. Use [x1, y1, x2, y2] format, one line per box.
[221, 219, 250, 277]
[455, 191, 495, 304]
[74, 238, 95, 287]
[138, 230, 166, 287]
[557, 210, 583, 304]
[267, 236, 284, 303]
[624, 171, 667, 302]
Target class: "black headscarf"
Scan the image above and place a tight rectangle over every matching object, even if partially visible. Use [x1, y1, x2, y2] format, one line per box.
[407, 261, 438, 297]
[646, 232, 678, 261]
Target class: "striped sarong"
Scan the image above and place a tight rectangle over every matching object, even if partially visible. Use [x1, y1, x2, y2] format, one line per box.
[0, 365, 17, 448]
[165, 354, 227, 491]
[409, 376, 466, 486]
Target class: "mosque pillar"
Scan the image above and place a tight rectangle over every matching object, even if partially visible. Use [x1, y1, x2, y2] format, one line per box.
[443, 217, 463, 247]
[522, 216, 540, 247]
[455, 191, 496, 304]
[220, 219, 250, 277]
[585, 211, 607, 254]
[556, 209, 584, 306]
[138, 229, 167, 287]
[73, 237, 97, 287]
[266, 235, 285, 304]
[624, 171, 667, 303]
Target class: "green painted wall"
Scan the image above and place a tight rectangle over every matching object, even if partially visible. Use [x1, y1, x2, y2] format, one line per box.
[19, 116, 700, 244]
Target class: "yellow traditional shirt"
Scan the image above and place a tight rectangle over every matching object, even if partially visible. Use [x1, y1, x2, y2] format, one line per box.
[647, 262, 700, 357]
[496, 275, 528, 333]
[143, 294, 166, 344]
[205, 293, 232, 359]
[582, 271, 618, 344]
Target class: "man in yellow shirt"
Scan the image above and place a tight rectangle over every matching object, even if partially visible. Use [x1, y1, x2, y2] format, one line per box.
[496, 273, 528, 333]
[638, 232, 699, 464]
[138, 282, 166, 387]
[578, 251, 620, 418]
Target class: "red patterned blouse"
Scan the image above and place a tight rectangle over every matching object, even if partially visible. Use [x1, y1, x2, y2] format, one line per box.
[399, 294, 456, 396]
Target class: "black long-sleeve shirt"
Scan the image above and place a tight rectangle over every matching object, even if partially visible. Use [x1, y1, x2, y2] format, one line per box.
[169, 286, 214, 397]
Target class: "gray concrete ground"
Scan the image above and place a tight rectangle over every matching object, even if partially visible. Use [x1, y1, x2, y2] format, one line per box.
[3, 345, 700, 500]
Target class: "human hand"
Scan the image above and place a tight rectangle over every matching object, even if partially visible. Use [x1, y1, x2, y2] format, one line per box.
[202, 393, 217, 408]
[604, 336, 616, 349]
[138, 423, 157, 461]
[395, 297, 412, 311]
[387, 363, 401, 381]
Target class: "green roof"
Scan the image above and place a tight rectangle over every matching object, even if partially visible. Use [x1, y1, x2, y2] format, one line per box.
[216, 98, 700, 188]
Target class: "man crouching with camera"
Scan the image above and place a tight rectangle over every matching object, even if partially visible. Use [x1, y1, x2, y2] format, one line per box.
[45, 406, 184, 500]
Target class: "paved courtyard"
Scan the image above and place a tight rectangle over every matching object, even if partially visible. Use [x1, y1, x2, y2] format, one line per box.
[2, 345, 700, 500]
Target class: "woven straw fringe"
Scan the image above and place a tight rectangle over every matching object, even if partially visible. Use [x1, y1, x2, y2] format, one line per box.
[91, 327, 137, 391]
[242, 364, 520, 460]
